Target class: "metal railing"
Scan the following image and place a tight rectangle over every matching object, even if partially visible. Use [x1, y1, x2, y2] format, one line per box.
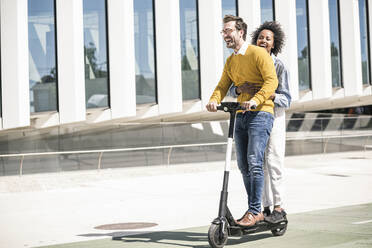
[286, 132, 371, 154]
[0, 142, 227, 176]
[1, 114, 372, 176]
[1, 132, 372, 176]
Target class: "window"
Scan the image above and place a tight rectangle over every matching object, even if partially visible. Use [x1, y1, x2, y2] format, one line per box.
[296, 0, 311, 91]
[180, 0, 200, 100]
[134, 0, 157, 105]
[83, 0, 109, 109]
[328, 0, 343, 88]
[359, 0, 371, 85]
[28, 0, 58, 113]
[222, 0, 237, 17]
[260, 0, 275, 23]
[221, 0, 238, 62]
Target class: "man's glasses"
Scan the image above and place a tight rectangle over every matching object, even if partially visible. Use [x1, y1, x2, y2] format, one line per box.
[220, 28, 236, 36]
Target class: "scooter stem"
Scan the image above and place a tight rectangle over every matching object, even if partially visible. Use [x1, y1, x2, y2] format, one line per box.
[216, 102, 244, 219]
[224, 109, 236, 172]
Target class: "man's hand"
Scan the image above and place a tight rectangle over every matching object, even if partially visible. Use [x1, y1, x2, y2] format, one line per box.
[269, 93, 276, 100]
[206, 101, 218, 112]
[237, 82, 260, 95]
[241, 100, 257, 112]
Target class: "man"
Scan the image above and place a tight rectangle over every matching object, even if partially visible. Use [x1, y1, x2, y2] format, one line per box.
[206, 15, 278, 227]
[230, 21, 291, 224]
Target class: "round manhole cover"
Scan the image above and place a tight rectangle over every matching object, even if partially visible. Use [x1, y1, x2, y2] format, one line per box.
[94, 222, 158, 230]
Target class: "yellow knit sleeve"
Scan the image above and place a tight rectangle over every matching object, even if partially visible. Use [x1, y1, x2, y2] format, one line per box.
[251, 48, 278, 105]
[209, 64, 233, 104]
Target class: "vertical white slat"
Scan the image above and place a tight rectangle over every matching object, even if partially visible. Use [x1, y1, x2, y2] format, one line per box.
[107, 0, 136, 118]
[308, 0, 332, 99]
[368, 0, 372, 86]
[155, 0, 183, 114]
[237, 0, 261, 38]
[198, 0, 224, 106]
[339, 0, 363, 96]
[275, 0, 300, 102]
[1, 0, 30, 129]
[56, 0, 86, 124]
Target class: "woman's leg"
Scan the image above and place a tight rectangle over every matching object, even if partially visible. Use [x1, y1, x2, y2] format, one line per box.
[266, 109, 286, 209]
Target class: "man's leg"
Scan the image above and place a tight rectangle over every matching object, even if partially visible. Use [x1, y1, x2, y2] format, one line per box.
[234, 113, 252, 207]
[238, 111, 273, 226]
[247, 111, 273, 214]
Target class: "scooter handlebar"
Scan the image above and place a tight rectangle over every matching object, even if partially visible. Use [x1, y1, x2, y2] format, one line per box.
[216, 102, 246, 112]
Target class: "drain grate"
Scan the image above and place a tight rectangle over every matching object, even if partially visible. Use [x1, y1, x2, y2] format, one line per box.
[94, 222, 158, 230]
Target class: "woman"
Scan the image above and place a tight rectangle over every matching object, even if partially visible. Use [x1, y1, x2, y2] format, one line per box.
[230, 21, 291, 223]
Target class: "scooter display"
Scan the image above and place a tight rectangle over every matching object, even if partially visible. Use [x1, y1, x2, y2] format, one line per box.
[208, 102, 288, 248]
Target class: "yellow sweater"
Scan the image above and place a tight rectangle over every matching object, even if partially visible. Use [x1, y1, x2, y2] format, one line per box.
[209, 45, 278, 114]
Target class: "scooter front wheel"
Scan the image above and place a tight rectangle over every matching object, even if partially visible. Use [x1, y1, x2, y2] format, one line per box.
[208, 223, 228, 248]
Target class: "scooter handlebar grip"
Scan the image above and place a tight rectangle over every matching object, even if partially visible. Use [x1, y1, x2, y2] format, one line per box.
[216, 105, 224, 111]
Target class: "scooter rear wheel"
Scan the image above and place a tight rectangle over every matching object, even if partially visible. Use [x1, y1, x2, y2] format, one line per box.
[271, 215, 288, 236]
[271, 223, 287, 236]
[208, 223, 228, 248]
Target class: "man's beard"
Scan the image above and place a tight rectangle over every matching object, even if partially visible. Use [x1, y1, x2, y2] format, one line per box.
[225, 38, 236, 49]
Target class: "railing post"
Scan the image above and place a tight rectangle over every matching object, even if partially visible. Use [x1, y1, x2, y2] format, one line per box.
[167, 147, 173, 166]
[364, 136, 371, 156]
[323, 137, 329, 153]
[20, 155, 24, 176]
[365, 136, 370, 151]
[98, 152, 103, 171]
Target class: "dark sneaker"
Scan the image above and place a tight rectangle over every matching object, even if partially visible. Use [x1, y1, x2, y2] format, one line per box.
[265, 209, 285, 223]
[281, 209, 287, 217]
[263, 207, 271, 217]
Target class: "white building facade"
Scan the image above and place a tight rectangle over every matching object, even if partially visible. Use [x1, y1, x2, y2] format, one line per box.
[1, 0, 372, 131]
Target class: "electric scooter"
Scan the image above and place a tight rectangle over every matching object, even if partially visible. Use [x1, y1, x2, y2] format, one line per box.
[208, 102, 288, 248]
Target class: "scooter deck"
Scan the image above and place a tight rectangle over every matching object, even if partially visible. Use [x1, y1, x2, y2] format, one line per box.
[228, 218, 288, 237]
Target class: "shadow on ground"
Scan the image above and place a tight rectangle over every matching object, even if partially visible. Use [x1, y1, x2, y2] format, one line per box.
[111, 230, 272, 248]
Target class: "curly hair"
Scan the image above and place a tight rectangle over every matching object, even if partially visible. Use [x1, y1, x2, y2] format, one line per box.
[223, 15, 248, 41]
[251, 21, 285, 56]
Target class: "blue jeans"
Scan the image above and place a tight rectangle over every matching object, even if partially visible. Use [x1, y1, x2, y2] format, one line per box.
[234, 111, 274, 215]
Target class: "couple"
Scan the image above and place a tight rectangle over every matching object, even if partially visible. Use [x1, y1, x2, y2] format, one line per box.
[206, 15, 291, 227]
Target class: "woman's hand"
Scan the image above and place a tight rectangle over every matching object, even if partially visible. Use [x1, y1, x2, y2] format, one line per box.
[237, 82, 260, 95]
[269, 93, 276, 100]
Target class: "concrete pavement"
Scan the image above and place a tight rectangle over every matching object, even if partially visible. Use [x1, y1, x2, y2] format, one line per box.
[35, 203, 372, 248]
[0, 151, 372, 248]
